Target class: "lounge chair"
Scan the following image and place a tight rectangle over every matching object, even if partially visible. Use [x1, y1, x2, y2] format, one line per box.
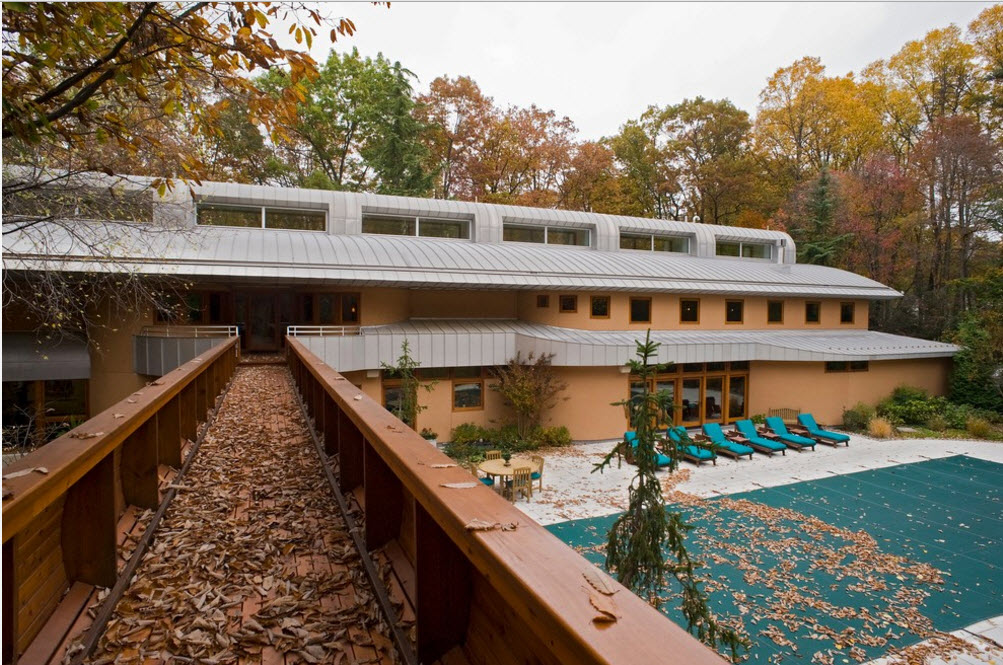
[764, 417, 817, 451]
[624, 431, 673, 468]
[667, 427, 717, 466]
[733, 419, 787, 456]
[700, 423, 754, 460]
[796, 413, 850, 446]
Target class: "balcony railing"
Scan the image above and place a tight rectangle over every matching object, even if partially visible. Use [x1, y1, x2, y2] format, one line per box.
[286, 336, 728, 665]
[2, 338, 239, 664]
[139, 325, 241, 338]
[286, 325, 361, 337]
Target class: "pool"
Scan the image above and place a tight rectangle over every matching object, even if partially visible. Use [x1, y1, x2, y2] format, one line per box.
[547, 456, 1003, 663]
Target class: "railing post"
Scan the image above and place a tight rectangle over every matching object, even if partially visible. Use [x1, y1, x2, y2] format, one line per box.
[415, 503, 472, 663]
[158, 397, 182, 467]
[312, 379, 324, 434]
[120, 418, 160, 509]
[179, 383, 198, 443]
[3, 538, 16, 664]
[196, 371, 209, 419]
[337, 411, 364, 492]
[323, 396, 339, 456]
[62, 455, 117, 588]
[364, 442, 403, 549]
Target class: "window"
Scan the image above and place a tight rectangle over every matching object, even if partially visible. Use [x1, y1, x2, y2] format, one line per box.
[682, 363, 704, 373]
[729, 361, 750, 371]
[706, 362, 726, 372]
[341, 294, 360, 323]
[840, 302, 855, 324]
[591, 296, 610, 319]
[503, 225, 545, 243]
[536, 295, 550, 308]
[619, 233, 689, 253]
[503, 223, 590, 246]
[198, 204, 326, 231]
[418, 367, 450, 380]
[805, 301, 821, 324]
[362, 214, 470, 239]
[559, 295, 578, 313]
[295, 293, 361, 325]
[715, 240, 772, 260]
[725, 300, 744, 324]
[767, 300, 784, 324]
[825, 361, 869, 373]
[728, 375, 747, 420]
[452, 367, 484, 410]
[680, 299, 700, 323]
[629, 297, 651, 323]
[3, 379, 89, 446]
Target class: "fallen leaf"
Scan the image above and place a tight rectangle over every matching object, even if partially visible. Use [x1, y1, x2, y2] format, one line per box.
[589, 590, 619, 624]
[583, 567, 619, 596]
[2, 467, 49, 480]
[440, 482, 480, 489]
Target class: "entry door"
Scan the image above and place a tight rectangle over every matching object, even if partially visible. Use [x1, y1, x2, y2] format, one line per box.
[247, 294, 278, 350]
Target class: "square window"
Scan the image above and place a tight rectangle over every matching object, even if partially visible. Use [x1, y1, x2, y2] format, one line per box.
[716, 242, 740, 257]
[840, 302, 855, 324]
[591, 296, 610, 319]
[680, 299, 699, 323]
[536, 295, 550, 308]
[767, 300, 784, 324]
[453, 381, 484, 410]
[559, 295, 578, 313]
[725, 300, 744, 323]
[629, 297, 651, 323]
[849, 360, 869, 372]
[805, 301, 821, 324]
[825, 361, 848, 372]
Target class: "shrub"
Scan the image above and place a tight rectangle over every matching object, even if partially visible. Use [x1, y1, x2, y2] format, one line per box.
[842, 402, 875, 431]
[749, 413, 766, 425]
[926, 414, 948, 432]
[531, 425, 572, 449]
[868, 417, 894, 439]
[966, 417, 993, 439]
[450, 422, 488, 446]
[889, 385, 930, 404]
[419, 427, 438, 440]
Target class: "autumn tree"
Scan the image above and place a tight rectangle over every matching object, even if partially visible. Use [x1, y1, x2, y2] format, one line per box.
[489, 352, 568, 439]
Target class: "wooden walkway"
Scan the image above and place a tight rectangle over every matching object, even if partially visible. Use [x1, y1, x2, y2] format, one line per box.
[77, 364, 397, 664]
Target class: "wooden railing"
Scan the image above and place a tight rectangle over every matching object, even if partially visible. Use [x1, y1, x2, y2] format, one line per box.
[2, 338, 240, 664]
[286, 337, 728, 665]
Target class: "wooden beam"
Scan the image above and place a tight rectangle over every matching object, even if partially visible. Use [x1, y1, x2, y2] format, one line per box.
[323, 395, 339, 456]
[157, 397, 181, 468]
[3, 536, 17, 664]
[415, 503, 471, 663]
[119, 418, 159, 510]
[364, 442, 403, 550]
[61, 455, 116, 588]
[338, 409, 364, 492]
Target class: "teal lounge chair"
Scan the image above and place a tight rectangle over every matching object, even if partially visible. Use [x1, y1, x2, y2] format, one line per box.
[734, 420, 787, 456]
[797, 414, 850, 446]
[667, 427, 717, 466]
[624, 431, 673, 468]
[764, 417, 817, 451]
[701, 423, 754, 460]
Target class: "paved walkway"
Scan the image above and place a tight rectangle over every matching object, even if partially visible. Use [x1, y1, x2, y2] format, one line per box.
[81, 365, 396, 664]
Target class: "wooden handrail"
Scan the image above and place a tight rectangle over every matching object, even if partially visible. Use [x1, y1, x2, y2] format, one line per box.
[2, 337, 239, 663]
[286, 336, 727, 665]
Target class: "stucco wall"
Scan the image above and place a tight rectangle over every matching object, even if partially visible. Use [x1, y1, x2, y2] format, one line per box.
[516, 293, 868, 331]
[408, 290, 517, 319]
[86, 301, 151, 413]
[748, 358, 952, 425]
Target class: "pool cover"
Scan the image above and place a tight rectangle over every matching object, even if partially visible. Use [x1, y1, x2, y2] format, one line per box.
[547, 456, 1002, 663]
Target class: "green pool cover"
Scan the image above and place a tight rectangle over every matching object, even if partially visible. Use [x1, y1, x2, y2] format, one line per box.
[547, 456, 1002, 663]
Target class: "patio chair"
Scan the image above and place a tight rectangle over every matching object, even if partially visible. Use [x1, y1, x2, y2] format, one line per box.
[625, 430, 673, 468]
[764, 417, 817, 451]
[530, 454, 544, 491]
[485, 449, 502, 460]
[666, 427, 717, 466]
[700, 423, 754, 460]
[465, 461, 494, 487]
[506, 466, 533, 502]
[796, 413, 850, 446]
[734, 419, 787, 456]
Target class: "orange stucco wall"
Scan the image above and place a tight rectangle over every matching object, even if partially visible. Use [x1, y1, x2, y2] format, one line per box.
[516, 293, 868, 331]
[748, 358, 952, 425]
[86, 301, 151, 413]
[408, 290, 517, 319]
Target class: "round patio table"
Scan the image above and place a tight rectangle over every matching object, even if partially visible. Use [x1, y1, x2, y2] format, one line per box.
[478, 456, 541, 479]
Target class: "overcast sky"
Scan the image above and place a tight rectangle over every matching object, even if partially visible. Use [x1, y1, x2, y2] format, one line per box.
[303, 2, 995, 141]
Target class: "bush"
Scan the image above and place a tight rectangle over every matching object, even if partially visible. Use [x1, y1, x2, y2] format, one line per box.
[531, 425, 572, 449]
[750, 413, 766, 425]
[868, 417, 894, 439]
[966, 417, 993, 439]
[889, 385, 930, 404]
[926, 414, 948, 432]
[842, 402, 875, 431]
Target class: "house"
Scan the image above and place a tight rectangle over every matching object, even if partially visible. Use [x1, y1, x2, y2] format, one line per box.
[2, 176, 958, 441]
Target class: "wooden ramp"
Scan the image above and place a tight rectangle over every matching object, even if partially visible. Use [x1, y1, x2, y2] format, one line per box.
[71, 365, 397, 664]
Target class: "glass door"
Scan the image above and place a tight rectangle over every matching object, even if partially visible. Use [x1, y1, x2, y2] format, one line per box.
[704, 376, 725, 422]
[727, 375, 747, 422]
[247, 294, 278, 350]
[681, 378, 701, 426]
[654, 378, 677, 428]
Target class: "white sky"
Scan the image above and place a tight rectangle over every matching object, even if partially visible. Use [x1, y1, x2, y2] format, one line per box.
[300, 1, 995, 141]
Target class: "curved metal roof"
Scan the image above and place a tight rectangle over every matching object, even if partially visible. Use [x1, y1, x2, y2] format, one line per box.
[3, 223, 899, 299]
[288, 319, 957, 371]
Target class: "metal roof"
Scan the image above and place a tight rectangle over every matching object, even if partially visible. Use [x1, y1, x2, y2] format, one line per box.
[3, 222, 900, 299]
[290, 319, 958, 372]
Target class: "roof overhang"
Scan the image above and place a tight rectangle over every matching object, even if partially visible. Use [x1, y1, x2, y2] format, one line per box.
[3, 332, 91, 382]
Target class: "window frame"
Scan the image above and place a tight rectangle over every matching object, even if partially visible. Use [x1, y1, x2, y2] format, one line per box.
[714, 239, 773, 260]
[805, 301, 822, 325]
[452, 368, 486, 412]
[767, 300, 784, 324]
[629, 296, 652, 324]
[725, 299, 744, 324]
[197, 202, 328, 232]
[590, 295, 611, 319]
[559, 295, 578, 313]
[680, 298, 700, 324]
[840, 301, 855, 324]
[502, 223, 591, 247]
[536, 295, 550, 309]
[361, 213, 471, 240]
